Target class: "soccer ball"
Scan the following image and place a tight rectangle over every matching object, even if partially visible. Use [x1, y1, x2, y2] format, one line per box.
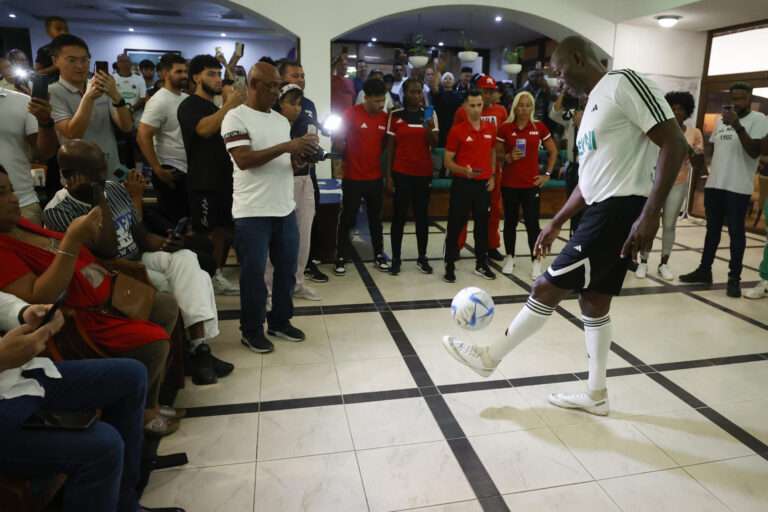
[451, 287, 495, 331]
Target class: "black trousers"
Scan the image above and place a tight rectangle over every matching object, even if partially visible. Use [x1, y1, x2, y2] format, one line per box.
[336, 179, 384, 259]
[151, 166, 189, 225]
[391, 172, 432, 262]
[445, 178, 489, 264]
[701, 187, 751, 280]
[502, 187, 541, 260]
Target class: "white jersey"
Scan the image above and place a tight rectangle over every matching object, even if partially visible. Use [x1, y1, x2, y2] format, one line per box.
[576, 69, 674, 205]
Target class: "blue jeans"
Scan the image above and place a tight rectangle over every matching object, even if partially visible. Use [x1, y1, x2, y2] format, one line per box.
[0, 359, 147, 512]
[235, 213, 299, 338]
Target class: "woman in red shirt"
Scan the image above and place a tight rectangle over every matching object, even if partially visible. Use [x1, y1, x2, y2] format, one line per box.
[0, 169, 178, 436]
[385, 78, 439, 275]
[497, 91, 558, 278]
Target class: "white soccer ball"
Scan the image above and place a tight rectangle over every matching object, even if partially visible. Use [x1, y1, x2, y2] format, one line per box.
[451, 287, 495, 331]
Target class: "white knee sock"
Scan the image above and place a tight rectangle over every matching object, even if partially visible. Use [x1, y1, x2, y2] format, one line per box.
[488, 297, 554, 361]
[583, 314, 611, 394]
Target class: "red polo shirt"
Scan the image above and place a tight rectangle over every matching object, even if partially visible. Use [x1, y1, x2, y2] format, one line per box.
[497, 120, 551, 188]
[453, 103, 508, 128]
[387, 108, 439, 177]
[341, 104, 388, 181]
[445, 120, 497, 180]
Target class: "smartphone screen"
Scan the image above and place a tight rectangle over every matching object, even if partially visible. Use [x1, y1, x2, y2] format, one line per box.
[235, 42, 245, 58]
[31, 74, 49, 99]
[95, 61, 109, 75]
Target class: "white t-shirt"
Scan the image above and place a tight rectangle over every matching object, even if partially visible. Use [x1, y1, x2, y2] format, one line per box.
[0, 88, 39, 207]
[113, 73, 146, 107]
[140, 87, 188, 172]
[576, 69, 674, 205]
[221, 105, 295, 218]
[707, 111, 768, 196]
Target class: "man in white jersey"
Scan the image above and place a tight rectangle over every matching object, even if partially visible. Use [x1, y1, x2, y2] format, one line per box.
[442, 36, 687, 416]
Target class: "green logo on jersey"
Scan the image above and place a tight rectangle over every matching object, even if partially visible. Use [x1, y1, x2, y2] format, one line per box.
[576, 130, 597, 155]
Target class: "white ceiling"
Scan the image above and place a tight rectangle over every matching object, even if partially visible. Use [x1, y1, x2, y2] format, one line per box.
[626, 0, 768, 32]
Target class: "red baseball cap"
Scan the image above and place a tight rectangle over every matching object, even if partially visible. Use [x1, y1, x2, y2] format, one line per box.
[476, 75, 497, 90]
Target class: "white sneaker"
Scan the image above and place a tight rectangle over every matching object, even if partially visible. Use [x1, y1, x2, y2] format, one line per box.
[441, 336, 499, 378]
[502, 255, 515, 275]
[744, 280, 768, 300]
[531, 259, 543, 279]
[658, 264, 674, 281]
[294, 285, 322, 301]
[213, 270, 240, 295]
[635, 262, 648, 279]
[548, 391, 610, 416]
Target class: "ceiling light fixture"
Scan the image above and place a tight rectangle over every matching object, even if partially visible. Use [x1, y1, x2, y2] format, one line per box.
[9, 13, 17, 18]
[128, 27, 134, 32]
[655, 15, 681, 28]
[494, 15, 503, 22]
[438, 41, 444, 47]
[220, 32, 227, 37]
[371, 37, 377, 42]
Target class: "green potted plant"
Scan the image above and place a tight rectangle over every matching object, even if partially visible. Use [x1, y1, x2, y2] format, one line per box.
[458, 31, 478, 62]
[408, 33, 429, 68]
[502, 46, 523, 75]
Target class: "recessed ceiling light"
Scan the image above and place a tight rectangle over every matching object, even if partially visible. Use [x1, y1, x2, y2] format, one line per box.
[371, 37, 377, 42]
[220, 32, 227, 37]
[8, 13, 16, 18]
[128, 27, 134, 32]
[438, 41, 444, 47]
[655, 15, 681, 28]
[494, 15, 503, 22]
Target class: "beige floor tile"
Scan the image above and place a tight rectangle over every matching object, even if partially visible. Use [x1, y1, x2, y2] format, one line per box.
[346, 397, 443, 450]
[600, 468, 728, 512]
[685, 455, 768, 512]
[443, 387, 545, 436]
[403, 501, 483, 511]
[336, 357, 416, 394]
[255, 452, 368, 512]
[712, 398, 768, 445]
[503, 482, 619, 511]
[257, 404, 353, 460]
[262, 316, 334, 368]
[157, 413, 258, 469]
[324, 312, 401, 362]
[357, 441, 475, 512]
[470, 428, 592, 493]
[691, 289, 768, 325]
[175, 367, 261, 408]
[260, 363, 340, 401]
[142, 463, 255, 512]
[665, 361, 768, 407]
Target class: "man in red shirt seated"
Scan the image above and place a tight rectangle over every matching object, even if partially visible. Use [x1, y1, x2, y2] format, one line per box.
[443, 90, 498, 283]
[454, 76, 508, 260]
[333, 79, 390, 275]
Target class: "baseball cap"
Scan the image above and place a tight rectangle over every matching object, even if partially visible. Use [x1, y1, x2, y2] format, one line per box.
[279, 83, 303, 100]
[476, 75, 497, 90]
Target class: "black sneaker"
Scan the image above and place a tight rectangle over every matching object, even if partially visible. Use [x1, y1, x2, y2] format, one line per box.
[487, 249, 504, 262]
[389, 259, 401, 276]
[209, 351, 234, 378]
[190, 344, 218, 385]
[443, 262, 456, 283]
[679, 267, 713, 284]
[726, 278, 741, 298]
[334, 258, 346, 276]
[241, 332, 274, 353]
[304, 261, 329, 283]
[375, 253, 390, 272]
[267, 323, 306, 342]
[416, 258, 433, 274]
[474, 264, 497, 280]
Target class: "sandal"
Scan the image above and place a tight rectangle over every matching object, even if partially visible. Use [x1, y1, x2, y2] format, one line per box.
[144, 415, 180, 438]
[159, 405, 187, 419]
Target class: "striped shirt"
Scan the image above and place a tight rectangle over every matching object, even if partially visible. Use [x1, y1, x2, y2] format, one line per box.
[43, 181, 141, 259]
[575, 69, 674, 205]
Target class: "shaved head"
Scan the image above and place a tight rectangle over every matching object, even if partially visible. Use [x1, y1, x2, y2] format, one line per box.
[247, 61, 282, 112]
[58, 140, 107, 182]
[551, 36, 605, 96]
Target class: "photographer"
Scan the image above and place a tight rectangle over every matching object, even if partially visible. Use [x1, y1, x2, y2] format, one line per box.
[680, 82, 768, 297]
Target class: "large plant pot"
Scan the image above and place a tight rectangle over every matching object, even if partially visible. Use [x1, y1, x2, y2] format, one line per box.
[502, 63, 522, 75]
[458, 51, 478, 62]
[408, 55, 429, 68]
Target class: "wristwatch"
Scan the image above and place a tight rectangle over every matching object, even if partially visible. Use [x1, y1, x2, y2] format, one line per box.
[544, 170, 552, 177]
[112, 98, 127, 108]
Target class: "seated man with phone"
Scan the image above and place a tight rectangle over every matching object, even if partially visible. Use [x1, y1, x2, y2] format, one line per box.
[43, 140, 233, 386]
[0, 291, 185, 512]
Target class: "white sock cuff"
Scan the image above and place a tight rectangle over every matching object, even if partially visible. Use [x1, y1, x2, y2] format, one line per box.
[525, 297, 555, 317]
[582, 314, 610, 329]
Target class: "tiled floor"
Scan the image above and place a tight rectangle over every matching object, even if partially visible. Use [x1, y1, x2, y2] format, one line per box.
[143, 218, 768, 512]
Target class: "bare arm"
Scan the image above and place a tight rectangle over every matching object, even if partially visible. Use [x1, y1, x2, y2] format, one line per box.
[26, 99, 58, 161]
[543, 136, 558, 174]
[444, 150, 474, 177]
[195, 90, 243, 138]
[734, 125, 761, 159]
[228, 142, 293, 170]
[137, 122, 175, 188]
[56, 95, 97, 140]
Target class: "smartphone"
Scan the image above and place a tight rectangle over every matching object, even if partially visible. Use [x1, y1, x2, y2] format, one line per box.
[215, 46, 223, 56]
[23, 410, 98, 431]
[515, 138, 527, 157]
[40, 291, 67, 325]
[31, 74, 49, 99]
[94, 61, 109, 75]
[172, 217, 189, 238]
[235, 41, 245, 58]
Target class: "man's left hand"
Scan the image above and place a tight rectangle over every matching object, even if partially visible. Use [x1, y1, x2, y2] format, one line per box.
[620, 212, 660, 260]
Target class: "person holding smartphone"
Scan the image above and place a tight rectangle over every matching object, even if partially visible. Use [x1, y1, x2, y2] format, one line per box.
[385, 78, 439, 275]
[680, 82, 768, 297]
[47, 34, 132, 181]
[497, 90, 558, 279]
[442, 89, 498, 283]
